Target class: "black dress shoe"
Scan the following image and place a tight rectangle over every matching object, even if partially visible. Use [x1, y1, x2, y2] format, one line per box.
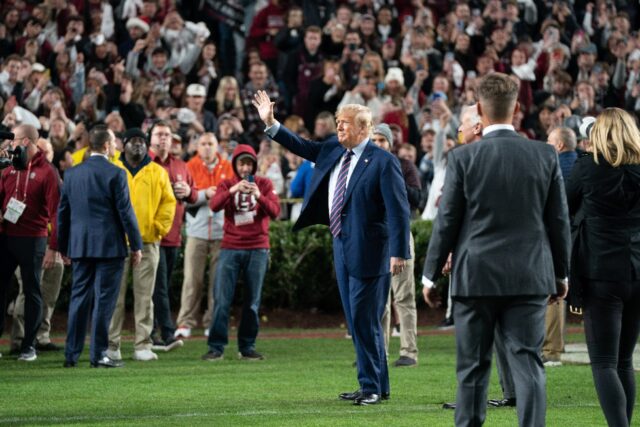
[90, 356, 124, 368]
[339, 390, 362, 401]
[354, 393, 381, 406]
[340, 390, 389, 401]
[442, 402, 456, 410]
[488, 398, 516, 407]
[37, 342, 62, 352]
[63, 360, 76, 368]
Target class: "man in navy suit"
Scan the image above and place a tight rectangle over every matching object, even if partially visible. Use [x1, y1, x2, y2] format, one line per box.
[253, 91, 410, 405]
[58, 125, 143, 368]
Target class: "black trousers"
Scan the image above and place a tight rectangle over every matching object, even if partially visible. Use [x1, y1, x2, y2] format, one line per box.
[584, 278, 640, 427]
[0, 234, 47, 351]
[153, 246, 178, 342]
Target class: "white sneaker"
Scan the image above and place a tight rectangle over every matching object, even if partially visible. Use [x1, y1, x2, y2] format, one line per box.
[105, 349, 122, 361]
[18, 347, 37, 362]
[174, 327, 191, 338]
[133, 349, 158, 361]
[204, 328, 209, 337]
[391, 325, 401, 337]
[165, 339, 184, 352]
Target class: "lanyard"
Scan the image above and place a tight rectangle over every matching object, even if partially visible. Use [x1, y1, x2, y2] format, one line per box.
[14, 162, 32, 202]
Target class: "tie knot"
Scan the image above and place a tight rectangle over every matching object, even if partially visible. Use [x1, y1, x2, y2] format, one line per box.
[345, 150, 353, 158]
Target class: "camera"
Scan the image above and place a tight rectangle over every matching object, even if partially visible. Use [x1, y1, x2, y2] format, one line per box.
[0, 131, 28, 170]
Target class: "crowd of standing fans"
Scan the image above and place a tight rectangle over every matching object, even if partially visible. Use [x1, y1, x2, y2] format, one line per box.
[1, 0, 640, 423]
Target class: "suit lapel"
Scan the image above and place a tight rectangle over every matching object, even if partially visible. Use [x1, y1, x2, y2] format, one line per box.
[343, 141, 374, 206]
[307, 144, 344, 198]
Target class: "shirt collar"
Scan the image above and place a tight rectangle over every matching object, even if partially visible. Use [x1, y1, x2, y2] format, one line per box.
[349, 138, 369, 158]
[90, 152, 109, 160]
[482, 124, 515, 136]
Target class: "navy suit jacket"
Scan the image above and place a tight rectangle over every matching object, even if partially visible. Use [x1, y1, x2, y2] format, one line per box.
[57, 155, 143, 259]
[272, 126, 411, 279]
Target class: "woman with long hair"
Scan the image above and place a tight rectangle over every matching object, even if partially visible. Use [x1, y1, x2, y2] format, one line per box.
[214, 76, 244, 120]
[566, 107, 640, 427]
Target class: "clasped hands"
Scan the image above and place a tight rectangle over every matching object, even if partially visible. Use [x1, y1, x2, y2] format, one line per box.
[230, 180, 261, 198]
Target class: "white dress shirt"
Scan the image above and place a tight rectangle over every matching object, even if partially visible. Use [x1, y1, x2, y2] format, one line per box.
[327, 139, 368, 215]
[482, 124, 515, 136]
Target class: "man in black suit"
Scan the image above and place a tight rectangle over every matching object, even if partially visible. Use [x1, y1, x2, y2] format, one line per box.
[422, 74, 571, 426]
[58, 125, 143, 368]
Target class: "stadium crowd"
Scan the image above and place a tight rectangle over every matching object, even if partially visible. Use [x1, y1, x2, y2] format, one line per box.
[0, 0, 639, 412]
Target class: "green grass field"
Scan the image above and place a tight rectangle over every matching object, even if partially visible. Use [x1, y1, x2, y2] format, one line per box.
[0, 329, 617, 426]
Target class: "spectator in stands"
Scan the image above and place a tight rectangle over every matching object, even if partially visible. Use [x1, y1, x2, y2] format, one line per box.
[202, 144, 280, 361]
[106, 60, 145, 129]
[187, 39, 219, 100]
[274, 4, 304, 90]
[107, 128, 176, 362]
[247, 0, 286, 75]
[283, 26, 324, 123]
[0, 54, 25, 100]
[175, 133, 233, 339]
[307, 59, 345, 128]
[149, 120, 197, 351]
[182, 83, 217, 134]
[214, 76, 244, 120]
[241, 61, 282, 142]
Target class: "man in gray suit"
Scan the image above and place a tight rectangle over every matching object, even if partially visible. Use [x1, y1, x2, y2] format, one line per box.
[422, 74, 571, 427]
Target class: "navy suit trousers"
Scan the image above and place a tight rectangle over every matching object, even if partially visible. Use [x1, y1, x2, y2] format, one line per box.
[65, 258, 125, 364]
[333, 238, 390, 395]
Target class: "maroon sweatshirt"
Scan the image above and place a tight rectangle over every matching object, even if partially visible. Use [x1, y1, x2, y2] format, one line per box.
[0, 150, 60, 250]
[152, 152, 198, 247]
[210, 145, 280, 250]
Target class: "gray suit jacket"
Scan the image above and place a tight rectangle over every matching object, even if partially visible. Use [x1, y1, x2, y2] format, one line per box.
[422, 129, 571, 297]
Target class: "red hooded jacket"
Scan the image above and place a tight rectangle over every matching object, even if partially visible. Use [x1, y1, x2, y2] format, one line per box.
[210, 144, 280, 249]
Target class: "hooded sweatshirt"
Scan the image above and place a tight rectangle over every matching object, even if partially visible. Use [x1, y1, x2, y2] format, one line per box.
[210, 144, 280, 249]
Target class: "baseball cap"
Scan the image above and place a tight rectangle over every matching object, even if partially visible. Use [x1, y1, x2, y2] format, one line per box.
[186, 84, 206, 97]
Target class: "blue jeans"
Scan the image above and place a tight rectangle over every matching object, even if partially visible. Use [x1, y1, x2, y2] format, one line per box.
[207, 249, 269, 354]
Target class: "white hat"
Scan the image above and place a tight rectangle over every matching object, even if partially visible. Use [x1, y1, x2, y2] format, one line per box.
[126, 17, 150, 33]
[579, 116, 596, 140]
[31, 63, 46, 73]
[186, 84, 206, 97]
[629, 49, 640, 63]
[92, 33, 106, 46]
[384, 67, 405, 87]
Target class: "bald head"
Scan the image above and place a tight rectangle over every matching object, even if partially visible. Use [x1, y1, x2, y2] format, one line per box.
[13, 124, 38, 146]
[547, 127, 577, 153]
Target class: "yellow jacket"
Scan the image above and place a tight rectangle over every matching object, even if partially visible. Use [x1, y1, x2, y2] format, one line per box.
[123, 160, 176, 243]
[71, 147, 122, 165]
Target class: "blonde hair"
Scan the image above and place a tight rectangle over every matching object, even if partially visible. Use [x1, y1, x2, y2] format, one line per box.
[335, 104, 373, 134]
[591, 108, 640, 167]
[215, 76, 242, 114]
